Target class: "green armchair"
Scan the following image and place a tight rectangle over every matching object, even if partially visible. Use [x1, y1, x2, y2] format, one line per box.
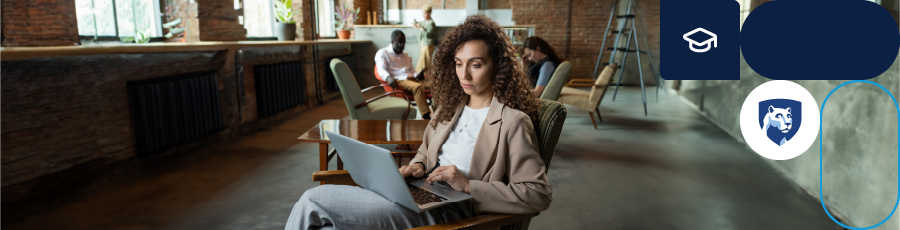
[539, 61, 572, 101]
[330, 59, 417, 120]
[312, 99, 568, 230]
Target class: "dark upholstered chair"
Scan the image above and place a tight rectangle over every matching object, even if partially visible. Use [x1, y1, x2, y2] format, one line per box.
[312, 99, 568, 230]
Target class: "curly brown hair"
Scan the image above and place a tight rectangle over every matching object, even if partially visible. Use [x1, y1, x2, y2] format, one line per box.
[426, 15, 540, 128]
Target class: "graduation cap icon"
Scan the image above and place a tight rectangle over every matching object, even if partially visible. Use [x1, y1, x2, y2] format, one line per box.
[683, 28, 717, 53]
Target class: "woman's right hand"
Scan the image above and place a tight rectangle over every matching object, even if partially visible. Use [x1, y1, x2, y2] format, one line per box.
[399, 163, 425, 178]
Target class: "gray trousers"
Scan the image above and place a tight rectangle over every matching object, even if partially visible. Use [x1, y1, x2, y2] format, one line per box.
[285, 185, 473, 230]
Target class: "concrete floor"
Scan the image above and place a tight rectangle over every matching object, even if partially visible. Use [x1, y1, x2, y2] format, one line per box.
[6, 87, 843, 230]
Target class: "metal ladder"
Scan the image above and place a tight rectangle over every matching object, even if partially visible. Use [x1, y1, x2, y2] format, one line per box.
[591, 0, 663, 116]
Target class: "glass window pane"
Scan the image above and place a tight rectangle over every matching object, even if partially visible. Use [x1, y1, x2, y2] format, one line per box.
[741, 11, 749, 30]
[134, 0, 159, 37]
[317, 0, 335, 37]
[93, 0, 118, 36]
[115, 0, 135, 36]
[75, 0, 97, 35]
[244, 0, 273, 37]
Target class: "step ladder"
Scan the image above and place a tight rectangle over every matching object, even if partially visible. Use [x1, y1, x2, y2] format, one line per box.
[591, 0, 663, 116]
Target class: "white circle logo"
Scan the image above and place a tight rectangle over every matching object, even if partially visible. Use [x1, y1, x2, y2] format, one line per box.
[739, 80, 820, 160]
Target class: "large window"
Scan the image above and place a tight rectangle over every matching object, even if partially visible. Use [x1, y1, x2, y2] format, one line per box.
[240, 0, 336, 38]
[317, 0, 336, 37]
[75, 0, 162, 38]
[242, 0, 275, 37]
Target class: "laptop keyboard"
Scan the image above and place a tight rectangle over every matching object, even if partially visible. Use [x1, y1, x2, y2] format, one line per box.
[408, 184, 448, 205]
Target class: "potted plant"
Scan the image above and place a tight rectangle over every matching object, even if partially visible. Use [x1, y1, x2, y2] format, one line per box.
[274, 0, 298, 41]
[335, 5, 359, 40]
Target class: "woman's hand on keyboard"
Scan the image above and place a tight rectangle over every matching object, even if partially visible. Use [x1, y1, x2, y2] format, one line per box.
[426, 165, 471, 194]
[399, 164, 425, 178]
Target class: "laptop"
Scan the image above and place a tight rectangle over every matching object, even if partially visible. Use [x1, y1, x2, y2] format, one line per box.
[324, 130, 473, 212]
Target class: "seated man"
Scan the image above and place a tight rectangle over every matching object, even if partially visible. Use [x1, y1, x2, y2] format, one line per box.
[376, 30, 431, 119]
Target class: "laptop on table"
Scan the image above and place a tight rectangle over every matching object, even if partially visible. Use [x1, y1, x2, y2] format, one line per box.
[324, 130, 473, 212]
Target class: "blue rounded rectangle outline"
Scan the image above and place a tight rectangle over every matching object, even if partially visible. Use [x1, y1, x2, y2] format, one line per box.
[819, 80, 899, 230]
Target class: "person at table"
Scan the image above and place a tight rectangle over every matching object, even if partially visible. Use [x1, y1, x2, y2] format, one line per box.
[523, 36, 563, 97]
[285, 15, 552, 230]
[413, 5, 437, 73]
[376, 30, 432, 119]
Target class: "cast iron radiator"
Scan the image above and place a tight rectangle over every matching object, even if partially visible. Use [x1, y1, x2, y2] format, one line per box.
[127, 72, 224, 157]
[254, 61, 307, 118]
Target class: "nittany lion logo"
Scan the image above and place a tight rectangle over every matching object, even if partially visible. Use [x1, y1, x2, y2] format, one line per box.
[758, 99, 802, 146]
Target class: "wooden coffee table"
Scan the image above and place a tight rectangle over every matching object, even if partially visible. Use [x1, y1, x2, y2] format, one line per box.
[297, 119, 430, 171]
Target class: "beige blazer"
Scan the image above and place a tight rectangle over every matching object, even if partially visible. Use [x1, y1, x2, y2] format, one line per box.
[410, 96, 553, 215]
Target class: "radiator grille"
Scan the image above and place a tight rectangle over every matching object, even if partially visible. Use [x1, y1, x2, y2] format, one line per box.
[128, 73, 224, 157]
[254, 61, 307, 118]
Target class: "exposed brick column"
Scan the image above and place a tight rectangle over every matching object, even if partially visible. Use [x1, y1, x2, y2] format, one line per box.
[1, 0, 80, 47]
[167, 0, 201, 42]
[196, 0, 247, 41]
[293, 0, 313, 40]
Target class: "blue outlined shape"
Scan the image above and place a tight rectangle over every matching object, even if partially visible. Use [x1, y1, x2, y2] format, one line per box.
[819, 80, 899, 229]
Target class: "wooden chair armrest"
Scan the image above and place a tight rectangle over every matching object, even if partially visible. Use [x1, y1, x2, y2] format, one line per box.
[312, 170, 358, 186]
[355, 92, 411, 109]
[408, 213, 538, 230]
[564, 83, 604, 87]
[361, 84, 392, 93]
[567, 79, 595, 84]
[354, 92, 412, 119]
[312, 170, 351, 181]
[565, 79, 602, 87]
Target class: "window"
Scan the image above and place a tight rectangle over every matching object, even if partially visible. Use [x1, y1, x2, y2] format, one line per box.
[738, 0, 750, 30]
[317, 0, 336, 37]
[239, 0, 336, 38]
[75, 0, 162, 38]
[243, 0, 276, 37]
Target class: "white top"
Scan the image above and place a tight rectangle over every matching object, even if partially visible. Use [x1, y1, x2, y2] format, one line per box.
[438, 105, 490, 178]
[374, 44, 418, 81]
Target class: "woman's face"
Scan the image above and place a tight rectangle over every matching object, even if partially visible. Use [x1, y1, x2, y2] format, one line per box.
[455, 40, 494, 97]
[524, 47, 541, 62]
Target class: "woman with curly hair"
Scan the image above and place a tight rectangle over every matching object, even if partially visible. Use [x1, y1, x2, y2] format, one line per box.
[285, 15, 551, 230]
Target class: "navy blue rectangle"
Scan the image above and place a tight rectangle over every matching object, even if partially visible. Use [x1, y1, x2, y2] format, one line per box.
[661, 0, 740, 80]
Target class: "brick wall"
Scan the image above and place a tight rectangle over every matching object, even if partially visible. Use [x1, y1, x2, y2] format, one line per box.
[486, 0, 511, 9]
[1, 0, 80, 47]
[293, 0, 313, 40]
[512, 0, 659, 84]
[406, 0, 445, 10]
[167, 0, 201, 42]
[1, 51, 229, 203]
[1, 43, 354, 223]
[196, 0, 247, 41]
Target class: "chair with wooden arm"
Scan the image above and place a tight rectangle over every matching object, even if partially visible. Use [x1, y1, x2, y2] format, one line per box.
[558, 63, 618, 129]
[311, 99, 568, 230]
[330, 59, 416, 120]
[375, 66, 433, 109]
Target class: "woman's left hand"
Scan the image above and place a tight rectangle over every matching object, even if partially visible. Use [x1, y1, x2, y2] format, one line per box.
[426, 165, 470, 194]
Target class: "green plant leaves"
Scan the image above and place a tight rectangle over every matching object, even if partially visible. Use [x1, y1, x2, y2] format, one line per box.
[274, 0, 298, 23]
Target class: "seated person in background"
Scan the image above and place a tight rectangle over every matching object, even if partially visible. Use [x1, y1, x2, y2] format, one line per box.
[376, 30, 432, 119]
[523, 37, 564, 97]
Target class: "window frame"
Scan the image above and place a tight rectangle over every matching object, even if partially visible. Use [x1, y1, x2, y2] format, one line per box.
[316, 0, 337, 38]
[238, 0, 338, 39]
[76, 0, 164, 40]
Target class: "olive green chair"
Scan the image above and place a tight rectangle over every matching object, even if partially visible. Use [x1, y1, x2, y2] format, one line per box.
[330, 59, 416, 120]
[313, 99, 568, 230]
[539, 61, 572, 101]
